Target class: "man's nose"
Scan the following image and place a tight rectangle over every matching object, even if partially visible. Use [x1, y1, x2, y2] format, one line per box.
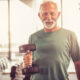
[47, 14, 52, 20]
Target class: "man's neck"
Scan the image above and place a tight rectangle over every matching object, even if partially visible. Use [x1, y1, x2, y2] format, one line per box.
[44, 26, 60, 32]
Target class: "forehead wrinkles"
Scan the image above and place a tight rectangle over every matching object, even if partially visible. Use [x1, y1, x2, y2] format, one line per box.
[40, 2, 58, 12]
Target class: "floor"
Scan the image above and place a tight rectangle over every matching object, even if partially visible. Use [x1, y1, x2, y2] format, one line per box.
[68, 73, 78, 80]
[0, 73, 78, 80]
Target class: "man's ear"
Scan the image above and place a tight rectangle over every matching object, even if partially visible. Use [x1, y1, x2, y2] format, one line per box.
[57, 11, 60, 19]
[38, 13, 41, 19]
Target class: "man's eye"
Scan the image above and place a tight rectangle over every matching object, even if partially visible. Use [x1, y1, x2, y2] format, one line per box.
[43, 13, 47, 16]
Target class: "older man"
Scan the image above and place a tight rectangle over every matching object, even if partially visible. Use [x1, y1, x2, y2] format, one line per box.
[23, 1, 80, 80]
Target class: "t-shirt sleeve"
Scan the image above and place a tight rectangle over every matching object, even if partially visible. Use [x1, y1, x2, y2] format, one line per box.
[70, 32, 80, 62]
[28, 35, 32, 44]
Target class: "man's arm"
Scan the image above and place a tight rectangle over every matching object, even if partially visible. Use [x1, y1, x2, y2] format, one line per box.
[74, 61, 80, 80]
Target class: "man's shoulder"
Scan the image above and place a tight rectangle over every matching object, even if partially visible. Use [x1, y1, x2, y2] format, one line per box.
[61, 28, 75, 34]
[61, 28, 77, 38]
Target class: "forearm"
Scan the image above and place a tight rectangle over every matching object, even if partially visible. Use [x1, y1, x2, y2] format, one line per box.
[74, 61, 80, 80]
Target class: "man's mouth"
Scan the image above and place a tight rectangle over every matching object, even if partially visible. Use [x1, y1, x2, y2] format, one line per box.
[46, 22, 53, 25]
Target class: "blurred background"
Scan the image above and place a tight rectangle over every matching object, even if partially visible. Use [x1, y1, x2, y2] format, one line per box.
[0, 0, 80, 80]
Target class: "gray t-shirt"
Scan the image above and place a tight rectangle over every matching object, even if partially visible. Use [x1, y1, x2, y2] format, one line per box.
[28, 28, 80, 80]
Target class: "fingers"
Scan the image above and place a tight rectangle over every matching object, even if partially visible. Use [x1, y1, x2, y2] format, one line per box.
[23, 51, 32, 68]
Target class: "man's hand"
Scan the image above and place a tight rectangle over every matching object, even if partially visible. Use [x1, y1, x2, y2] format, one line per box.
[74, 61, 80, 80]
[23, 51, 32, 68]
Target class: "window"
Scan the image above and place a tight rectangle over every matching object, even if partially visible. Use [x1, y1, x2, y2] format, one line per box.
[0, 1, 8, 57]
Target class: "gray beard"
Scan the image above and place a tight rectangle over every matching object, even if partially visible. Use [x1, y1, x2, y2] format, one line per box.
[43, 21, 56, 29]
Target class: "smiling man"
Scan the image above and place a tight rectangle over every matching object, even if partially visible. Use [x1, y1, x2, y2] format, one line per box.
[38, 1, 60, 32]
[23, 1, 80, 80]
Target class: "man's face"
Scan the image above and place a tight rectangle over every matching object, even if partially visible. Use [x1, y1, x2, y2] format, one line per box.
[39, 3, 59, 29]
